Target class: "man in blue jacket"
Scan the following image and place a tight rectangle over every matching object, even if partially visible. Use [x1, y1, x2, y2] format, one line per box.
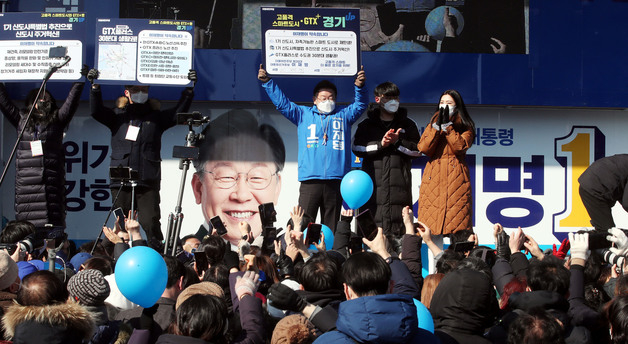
[312, 228, 438, 343]
[258, 65, 367, 232]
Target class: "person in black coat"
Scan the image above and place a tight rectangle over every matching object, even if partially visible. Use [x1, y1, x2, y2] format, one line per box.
[578, 154, 628, 231]
[88, 69, 196, 244]
[0, 79, 85, 228]
[352, 82, 421, 249]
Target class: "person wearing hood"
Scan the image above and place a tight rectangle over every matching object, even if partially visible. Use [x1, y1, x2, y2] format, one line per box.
[0, 72, 86, 227]
[258, 65, 367, 233]
[352, 81, 421, 250]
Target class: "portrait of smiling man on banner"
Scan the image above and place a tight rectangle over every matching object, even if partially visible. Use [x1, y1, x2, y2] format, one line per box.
[191, 109, 285, 245]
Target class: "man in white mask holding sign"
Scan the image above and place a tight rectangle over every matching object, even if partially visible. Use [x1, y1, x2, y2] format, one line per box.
[88, 68, 197, 246]
[258, 65, 367, 233]
[352, 82, 421, 252]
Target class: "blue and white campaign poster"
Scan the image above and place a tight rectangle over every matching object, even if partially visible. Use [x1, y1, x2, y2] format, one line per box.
[0, 12, 85, 82]
[261, 7, 360, 77]
[95, 18, 194, 86]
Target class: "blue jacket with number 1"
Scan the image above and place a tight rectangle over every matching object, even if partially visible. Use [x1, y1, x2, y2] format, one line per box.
[261, 79, 367, 181]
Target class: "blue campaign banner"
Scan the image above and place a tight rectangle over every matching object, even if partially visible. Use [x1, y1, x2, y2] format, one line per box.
[95, 18, 194, 86]
[0, 12, 86, 82]
[260, 7, 361, 77]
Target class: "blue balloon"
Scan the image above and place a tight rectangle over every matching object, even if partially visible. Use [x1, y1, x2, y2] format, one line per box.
[115, 246, 167, 308]
[413, 298, 435, 333]
[340, 170, 374, 209]
[302, 224, 334, 251]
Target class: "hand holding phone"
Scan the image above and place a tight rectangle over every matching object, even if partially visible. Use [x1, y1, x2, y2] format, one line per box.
[305, 223, 322, 245]
[349, 236, 363, 255]
[113, 207, 126, 232]
[194, 251, 209, 275]
[210, 216, 228, 236]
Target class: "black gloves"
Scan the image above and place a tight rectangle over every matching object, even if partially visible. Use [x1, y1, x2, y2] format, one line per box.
[87, 68, 99, 85]
[276, 255, 295, 278]
[188, 69, 197, 88]
[442, 105, 450, 123]
[80, 64, 89, 78]
[267, 282, 308, 312]
[436, 107, 444, 127]
[496, 230, 511, 260]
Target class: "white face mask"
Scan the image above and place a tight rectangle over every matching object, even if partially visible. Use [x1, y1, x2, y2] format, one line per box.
[383, 99, 400, 113]
[130, 91, 149, 104]
[440, 104, 455, 114]
[317, 100, 335, 114]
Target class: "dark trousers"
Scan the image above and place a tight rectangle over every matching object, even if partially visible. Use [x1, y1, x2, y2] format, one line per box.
[299, 179, 342, 233]
[111, 185, 163, 242]
[579, 185, 616, 230]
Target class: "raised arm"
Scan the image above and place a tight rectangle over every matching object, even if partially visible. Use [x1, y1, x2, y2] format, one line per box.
[0, 83, 22, 127]
[57, 82, 85, 125]
[259, 64, 303, 125]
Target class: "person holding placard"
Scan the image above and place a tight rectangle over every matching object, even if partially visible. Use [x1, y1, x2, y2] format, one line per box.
[87, 68, 196, 246]
[0, 74, 85, 228]
[258, 65, 367, 233]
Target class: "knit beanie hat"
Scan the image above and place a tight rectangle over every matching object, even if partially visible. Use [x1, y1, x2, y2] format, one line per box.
[271, 314, 316, 344]
[0, 251, 18, 291]
[176, 282, 225, 310]
[67, 269, 110, 306]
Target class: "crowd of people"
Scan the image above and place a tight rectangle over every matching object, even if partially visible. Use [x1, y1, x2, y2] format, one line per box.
[0, 205, 627, 343]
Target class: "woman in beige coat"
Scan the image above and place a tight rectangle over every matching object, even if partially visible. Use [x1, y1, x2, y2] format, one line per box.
[417, 89, 475, 237]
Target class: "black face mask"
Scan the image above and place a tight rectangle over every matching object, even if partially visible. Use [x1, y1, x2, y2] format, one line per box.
[37, 100, 52, 115]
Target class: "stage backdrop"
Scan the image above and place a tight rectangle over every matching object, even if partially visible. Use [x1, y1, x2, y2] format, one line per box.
[2, 101, 627, 247]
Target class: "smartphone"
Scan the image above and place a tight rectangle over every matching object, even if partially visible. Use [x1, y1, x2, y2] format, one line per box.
[305, 223, 322, 245]
[194, 251, 209, 275]
[210, 216, 228, 236]
[49, 46, 67, 58]
[113, 207, 126, 232]
[356, 209, 378, 241]
[349, 236, 363, 255]
[452, 241, 475, 252]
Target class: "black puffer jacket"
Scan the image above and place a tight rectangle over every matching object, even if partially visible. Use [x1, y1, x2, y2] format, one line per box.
[90, 87, 193, 189]
[352, 105, 420, 236]
[0, 82, 84, 227]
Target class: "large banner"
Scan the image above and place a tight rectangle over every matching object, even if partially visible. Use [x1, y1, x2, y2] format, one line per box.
[0, 12, 86, 82]
[260, 7, 361, 77]
[95, 18, 194, 86]
[5, 104, 618, 247]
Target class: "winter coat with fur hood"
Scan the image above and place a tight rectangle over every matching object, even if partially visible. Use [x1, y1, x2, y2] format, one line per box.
[2, 301, 94, 344]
